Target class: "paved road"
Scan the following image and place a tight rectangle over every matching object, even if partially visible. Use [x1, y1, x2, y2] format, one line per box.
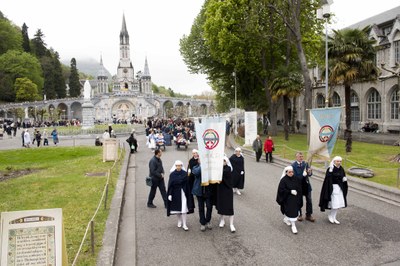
[116, 134, 400, 266]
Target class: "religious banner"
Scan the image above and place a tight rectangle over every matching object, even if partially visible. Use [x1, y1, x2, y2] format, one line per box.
[307, 107, 342, 160]
[195, 117, 226, 185]
[0, 208, 68, 266]
[244, 111, 257, 146]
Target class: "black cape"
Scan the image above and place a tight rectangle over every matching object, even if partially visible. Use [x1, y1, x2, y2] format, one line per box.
[167, 169, 195, 216]
[217, 165, 234, 215]
[230, 154, 245, 189]
[276, 175, 302, 218]
[319, 166, 348, 212]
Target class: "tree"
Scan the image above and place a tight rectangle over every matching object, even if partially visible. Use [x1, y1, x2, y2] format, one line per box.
[328, 26, 379, 153]
[269, 71, 303, 140]
[0, 17, 22, 54]
[268, 0, 323, 121]
[0, 71, 15, 102]
[31, 29, 48, 58]
[21, 23, 31, 53]
[68, 58, 81, 97]
[0, 50, 44, 101]
[52, 51, 66, 98]
[15, 77, 40, 102]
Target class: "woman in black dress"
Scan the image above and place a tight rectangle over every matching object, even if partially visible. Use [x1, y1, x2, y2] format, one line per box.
[276, 166, 302, 234]
[217, 156, 236, 233]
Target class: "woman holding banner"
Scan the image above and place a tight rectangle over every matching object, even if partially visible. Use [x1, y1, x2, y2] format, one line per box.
[230, 147, 245, 195]
[217, 156, 236, 233]
[167, 160, 195, 231]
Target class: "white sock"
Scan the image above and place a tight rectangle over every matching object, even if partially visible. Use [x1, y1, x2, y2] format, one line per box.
[177, 214, 182, 224]
[182, 213, 187, 227]
[229, 215, 234, 226]
[291, 221, 296, 226]
[331, 209, 338, 220]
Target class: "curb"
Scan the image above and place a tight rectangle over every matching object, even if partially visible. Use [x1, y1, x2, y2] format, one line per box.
[229, 135, 400, 206]
[97, 142, 131, 266]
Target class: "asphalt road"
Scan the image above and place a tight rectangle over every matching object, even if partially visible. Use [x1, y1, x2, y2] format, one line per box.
[130, 134, 400, 266]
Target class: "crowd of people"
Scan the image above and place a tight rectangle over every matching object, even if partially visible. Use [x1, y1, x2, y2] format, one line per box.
[146, 148, 245, 233]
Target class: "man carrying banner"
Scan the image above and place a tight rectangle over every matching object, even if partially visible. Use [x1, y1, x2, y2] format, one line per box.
[291, 152, 315, 222]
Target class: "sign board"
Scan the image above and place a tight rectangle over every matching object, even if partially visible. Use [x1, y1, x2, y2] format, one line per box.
[0, 208, 68, 266]
[244, 111, 257, 146]
[103, 138, 118, 162]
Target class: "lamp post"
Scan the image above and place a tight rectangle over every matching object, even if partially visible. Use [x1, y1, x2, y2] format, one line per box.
[317, 0, 333, 108]
[233, 71, 237, 135]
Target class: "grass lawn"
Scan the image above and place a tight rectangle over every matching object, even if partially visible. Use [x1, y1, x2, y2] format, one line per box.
[0, 146, 122, 265]
[239, 133, 400, 188]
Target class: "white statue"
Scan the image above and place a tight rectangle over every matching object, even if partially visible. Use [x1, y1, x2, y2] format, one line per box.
[83, 80, 91, 100]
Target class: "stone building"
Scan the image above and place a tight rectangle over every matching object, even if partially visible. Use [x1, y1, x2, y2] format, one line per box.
[290, 6, 400, 133]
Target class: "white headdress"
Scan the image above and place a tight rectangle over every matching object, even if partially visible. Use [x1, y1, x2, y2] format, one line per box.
[280, 166, 293, 179]
[223, 156, 233, 171]
[329, 156, 342, 172]
[170, 160, 186, 173]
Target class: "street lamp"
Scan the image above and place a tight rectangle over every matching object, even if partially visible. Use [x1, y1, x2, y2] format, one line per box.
[317, 0, 333, 108]
[233, 71, 237, 135]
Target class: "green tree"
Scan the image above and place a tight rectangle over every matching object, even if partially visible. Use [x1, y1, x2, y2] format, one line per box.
[0, 50, 44, 101]
[52, 51, 66, 98]
[0, 71, 15, 102]
[31, 29, 48, 58]
[21, 23, 31, 53]
[328, 26, 379, 153]
[15, 77, 40, 102]
[270, 71, 303, 140]
[0, 17, 22, 54]
[68, 58, 81, 97]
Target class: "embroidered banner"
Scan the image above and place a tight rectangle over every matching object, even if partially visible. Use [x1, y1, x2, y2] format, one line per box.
[195, 117, 226, 185]
[308, 107, 342, 160]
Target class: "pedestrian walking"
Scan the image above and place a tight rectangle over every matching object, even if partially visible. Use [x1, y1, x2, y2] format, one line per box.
[191, 160, 214, 231]
[230, 147, 245, 195]
[187, 149, 200, 194]
[21, 130, 25, 147]
[102, 129, 110, 141]
[147, 149, 167, 208]
[43, 129, 49, 146]
[252, 135, 263, 162]
[126, 133, 138, 153]
[319, 156, 348, 224]
[23, 129, 31, 148]
[291, 152, 315, 222]
[35, 130, 42, 147]
[167, 160, 195, 231]
[217, 156, 236, 233]
[263, 135, 274, 163]
[51, 128, 59, 146]
[276, 166, 302, 234]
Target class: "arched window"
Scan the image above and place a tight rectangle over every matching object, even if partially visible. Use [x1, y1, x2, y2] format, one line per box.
[316, 94, 325, 108]
[332, 92, 341, 107]
[367, 89, 381, 119]
[390, 87, 400, 119]
[350, 91, 360, 122]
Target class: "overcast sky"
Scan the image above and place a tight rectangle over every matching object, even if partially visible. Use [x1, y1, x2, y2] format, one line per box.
[0, 1, 399, 95]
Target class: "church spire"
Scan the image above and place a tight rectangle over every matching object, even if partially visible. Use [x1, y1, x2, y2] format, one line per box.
[143, 57, 151, 77]
[120, 13, 129, 45]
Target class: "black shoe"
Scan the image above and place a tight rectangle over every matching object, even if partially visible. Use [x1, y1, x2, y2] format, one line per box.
[147, 203, 157, 208]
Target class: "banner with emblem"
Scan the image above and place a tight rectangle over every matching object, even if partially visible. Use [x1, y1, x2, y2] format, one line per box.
[307, 107, 342, 160]
[195, 117, 226, 185]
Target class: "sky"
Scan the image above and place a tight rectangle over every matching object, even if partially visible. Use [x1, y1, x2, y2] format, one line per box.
[0, 0, 399, 95]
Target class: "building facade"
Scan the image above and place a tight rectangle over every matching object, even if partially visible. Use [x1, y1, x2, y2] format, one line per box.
[286, 6, 400, 133]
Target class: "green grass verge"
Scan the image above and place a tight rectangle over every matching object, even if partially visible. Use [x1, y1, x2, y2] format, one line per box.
[0, 146, 122, 265]
[239, 132, 400, 188]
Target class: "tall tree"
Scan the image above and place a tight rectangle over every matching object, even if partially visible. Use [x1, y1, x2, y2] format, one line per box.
[21, 23, 31, 53]
[0, 71, 15, 102]
[31, 29, 48, 58]
[52, 51, 66, 98]
[0, 17, 22, 54]
[328, 26, 379, 152]
[68, 58, 81, 97]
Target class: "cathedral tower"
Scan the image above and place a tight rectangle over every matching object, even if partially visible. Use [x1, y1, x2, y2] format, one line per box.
[114, 14, 138, 92]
